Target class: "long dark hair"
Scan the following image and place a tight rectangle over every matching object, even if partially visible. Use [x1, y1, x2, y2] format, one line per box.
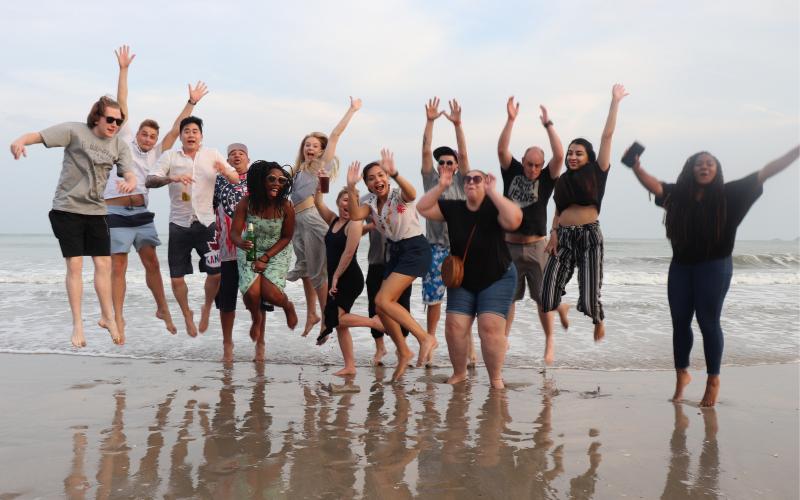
[663, 151, 726, 257]
[247, 161, 293, 216]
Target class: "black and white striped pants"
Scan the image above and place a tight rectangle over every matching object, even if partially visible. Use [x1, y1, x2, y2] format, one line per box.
[541, 222, 605, 324]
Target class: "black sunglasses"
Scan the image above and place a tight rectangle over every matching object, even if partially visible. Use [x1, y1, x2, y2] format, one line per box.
[438, 159, 455, 166]
[103, 115, 124, 126]
[267, 174, 288, 185]
[463, 175, 484, 185]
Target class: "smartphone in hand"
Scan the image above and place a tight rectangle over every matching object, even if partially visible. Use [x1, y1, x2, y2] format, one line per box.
[621, 141, 645, 168]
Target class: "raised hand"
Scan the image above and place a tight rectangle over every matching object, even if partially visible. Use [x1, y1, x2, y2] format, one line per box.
[507, 96, 520, 121]
[380, 149, 397, 177]
[213, 160, 229, 174]
[349, 96, 363, 111]
[438, 163, 454, 188]
[188, 81, 209, 104]
[425, 97, 442, 121]
[443, 99, 462, 126]
[539, 105, 551, 126]
[612, 83, 629, 103]
[346, 161, 361, 188]
[9, 140, 27, 160]
[115, 45, 135, 69]
[485, 173, 498, 193]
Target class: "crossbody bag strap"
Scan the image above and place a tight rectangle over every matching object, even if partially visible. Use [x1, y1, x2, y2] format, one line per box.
[462, 224, 477, 262]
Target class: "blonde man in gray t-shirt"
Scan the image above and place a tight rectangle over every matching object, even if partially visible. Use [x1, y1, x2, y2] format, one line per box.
[10, 95, 137, 348]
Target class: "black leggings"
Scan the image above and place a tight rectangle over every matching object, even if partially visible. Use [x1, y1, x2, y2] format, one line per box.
[667, 257, 732, 375]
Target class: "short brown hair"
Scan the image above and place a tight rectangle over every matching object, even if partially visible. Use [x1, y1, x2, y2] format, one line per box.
[138, 119, 160, 132]
[86, 95, 125, 128]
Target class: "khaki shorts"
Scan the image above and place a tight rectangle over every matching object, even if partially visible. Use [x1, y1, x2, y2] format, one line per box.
[508, 239, 548, 304]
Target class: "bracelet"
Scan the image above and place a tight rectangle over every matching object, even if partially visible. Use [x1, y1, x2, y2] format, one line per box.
[188, 99, 198, 105]
[543, 120, 553, 128]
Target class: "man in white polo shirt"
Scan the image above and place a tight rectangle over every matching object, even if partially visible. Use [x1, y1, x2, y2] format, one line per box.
[104, 44, 209, 342]
[147, 116, 238, 337]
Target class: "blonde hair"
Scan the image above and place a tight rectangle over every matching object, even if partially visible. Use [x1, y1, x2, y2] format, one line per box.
[292, 132, 340, 179]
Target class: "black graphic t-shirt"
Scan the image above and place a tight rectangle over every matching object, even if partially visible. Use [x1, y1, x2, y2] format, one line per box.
[501, 157, 556, 236]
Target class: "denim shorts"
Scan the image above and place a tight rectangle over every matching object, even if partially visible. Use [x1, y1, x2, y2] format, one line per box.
[107, 206, 161, 254]
[385, 235, 432, 279]
[446, 263, 517, 318]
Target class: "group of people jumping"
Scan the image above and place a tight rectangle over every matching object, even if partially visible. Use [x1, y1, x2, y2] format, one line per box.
[9, 46, 798, 407]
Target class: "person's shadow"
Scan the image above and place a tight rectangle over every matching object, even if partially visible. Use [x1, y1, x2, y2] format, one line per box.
[660, 404, 720, 500]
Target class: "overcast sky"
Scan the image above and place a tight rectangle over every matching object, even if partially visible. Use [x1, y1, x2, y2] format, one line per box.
[1, 0, 798, 240]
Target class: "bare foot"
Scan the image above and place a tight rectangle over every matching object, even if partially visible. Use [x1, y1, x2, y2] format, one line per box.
[71, 324, 86, 348]
[198, 304, 211, 333]
[222, 343, 234, 363]
[334, 367, 357, 376]
[370, 315, 385, 332]
[253, 343, 265, 363]
[372, 346, 387, 366]
[467, 350, 478, 370]
[671, 369, 692, 402]
[558, 304, 570, 329]
[415, 335, 435, 368]
[544, 337, 555, 366]
[97, 318, 122, 345]
[425, 339, 439, 367]
[184, 310, 198, 337]
[285, 301, 299, 330]
[156, 309, 177, 335]
[700, 375, 720, 407]
[593, 322, 605, 342]
[490, 378, 506, 389]
[446, 372, 467, 385]
[301, 313, 320, 337]
[392, 351, 414, 382]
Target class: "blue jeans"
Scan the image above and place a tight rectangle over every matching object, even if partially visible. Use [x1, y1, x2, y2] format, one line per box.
[667, 256, 733, 375]
[446, 264, 517, 318]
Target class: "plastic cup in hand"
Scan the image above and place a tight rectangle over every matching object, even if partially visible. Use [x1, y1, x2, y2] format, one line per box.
[319, 174, 330, 193]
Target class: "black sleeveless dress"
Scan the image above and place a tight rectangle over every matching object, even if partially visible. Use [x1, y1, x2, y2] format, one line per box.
[321, 218, 365, 335]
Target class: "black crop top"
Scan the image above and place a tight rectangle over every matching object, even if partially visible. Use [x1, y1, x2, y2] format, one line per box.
[553, 162, 609, 214]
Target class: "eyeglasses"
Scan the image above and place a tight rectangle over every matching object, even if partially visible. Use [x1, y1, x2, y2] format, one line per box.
[267, 175, 288, 185]
[104, 116, 124, 126]
[463, 175, 484, 185]
[438, 160, 455, 166]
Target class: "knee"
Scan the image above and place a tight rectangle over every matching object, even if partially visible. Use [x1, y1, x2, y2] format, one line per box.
[374, 294, 391, 314]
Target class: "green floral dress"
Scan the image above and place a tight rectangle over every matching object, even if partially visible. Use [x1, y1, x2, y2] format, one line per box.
[238, 214, 293, 294]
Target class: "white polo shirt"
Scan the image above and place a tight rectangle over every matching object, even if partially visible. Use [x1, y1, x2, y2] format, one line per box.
[103, 122, 162, 205]
[151, 146, 236, 227]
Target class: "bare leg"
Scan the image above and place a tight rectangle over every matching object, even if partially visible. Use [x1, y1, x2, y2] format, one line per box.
[557, 303, 570, 329]
[505, 302, 516, 339]
[378, 311, 414, 382]
[537, 305, 556, 366]
[700, 375, 720, 407]
[199, 273, 221, 333]
[334, 322, 356, 376]
[372, 336, 388, 366]
[300, 277, 320, 337]
[170, 276, 197, 337]
[254, 326, 266, 363]
[376, 273, 434, 369]
[110, 253, 128, 341]
[138, 246, 176, 334]
[65, 257, 86, 347]
[220, 310, 235, 362]
[242, 280, 264, 347]
[260, 278, 297, 330]
[445, 313, 473, 385]
[467, 330, 478, 368]
[671, 368, 692, 402]
[477, 313, 508, 389]
[93, 256, 122, 345]
[425, 303, 442, 365]
[593, 321, 605, 342]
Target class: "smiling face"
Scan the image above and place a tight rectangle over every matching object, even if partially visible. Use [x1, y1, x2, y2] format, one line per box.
[365, 165, 389, 197]
[302, 136, 324, 162]
[180, 123, 202, 153]
[135, 126, 159, 152]
[265, 168, 288, 199]
[692, 153, 719, 186]
[228, 149, 250, 173]
[566, 143, 590, 170]
[94, 106, 122, 139]
[522, 147, 545, 180]
[336, 192, 351, 220]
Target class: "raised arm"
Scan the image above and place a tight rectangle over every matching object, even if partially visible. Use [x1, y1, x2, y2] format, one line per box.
[631, 155, 664, 197]
[313, 187, 336, 225]
[114, 45, 135, 127]
[381, 149, 416, 202]
[485, 174, 522, 231]
[345, 161, 372, 221]
[416, 164, 450, 221]
[540, 105, 564, 178]
[320, 96, 362, 165]
[9, 132, 43, 159]
[597, 84, 629, 171]
[444, 99, 470, 174]
[757, 145, 800, 184]
[159, 82, 209, 151]
[421, 97, 442, 174]
[330, 221, 363, 295]
[498, 96, 519, 169]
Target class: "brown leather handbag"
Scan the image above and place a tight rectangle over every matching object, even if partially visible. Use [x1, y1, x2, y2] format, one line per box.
[441, 224, 477, 288]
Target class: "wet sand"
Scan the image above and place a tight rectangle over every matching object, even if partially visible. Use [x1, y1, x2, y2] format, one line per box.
[0, 353, 797, 499]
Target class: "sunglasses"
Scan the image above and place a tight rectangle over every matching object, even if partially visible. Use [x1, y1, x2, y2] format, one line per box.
[438, 160, 455, 166]
[103, 115, 124, 126]
[463, 175, 484, 185]
[267, 174, 288, 185]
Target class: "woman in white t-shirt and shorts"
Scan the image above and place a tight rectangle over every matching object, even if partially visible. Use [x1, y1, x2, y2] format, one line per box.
[345, 149, 435, 382]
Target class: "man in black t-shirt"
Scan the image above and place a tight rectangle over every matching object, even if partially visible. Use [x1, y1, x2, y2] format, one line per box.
[497, 97, 569, 365]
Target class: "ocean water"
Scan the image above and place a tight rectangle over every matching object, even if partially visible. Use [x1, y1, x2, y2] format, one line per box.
[0, 234, 797, 370]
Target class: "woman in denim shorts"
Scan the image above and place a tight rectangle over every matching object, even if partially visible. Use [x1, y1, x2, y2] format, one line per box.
[417, 166, 522, 388]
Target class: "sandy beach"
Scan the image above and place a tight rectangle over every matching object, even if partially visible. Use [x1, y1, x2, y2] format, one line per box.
[0, 353, 796, 499]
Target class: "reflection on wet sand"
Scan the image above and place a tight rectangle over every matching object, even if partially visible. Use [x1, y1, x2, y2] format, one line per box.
[661, 404, 720, 500]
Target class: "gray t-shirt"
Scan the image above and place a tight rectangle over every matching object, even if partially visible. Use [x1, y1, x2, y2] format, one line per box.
[421, 168, 465, 247]
[40, 122, 132, 215]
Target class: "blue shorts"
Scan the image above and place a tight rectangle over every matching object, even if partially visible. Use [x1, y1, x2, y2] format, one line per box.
[446, 264, 517, 318]
[422, 243, 448, 305]
[385, 235, 432, 279]
[107, 206, 161, 254]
